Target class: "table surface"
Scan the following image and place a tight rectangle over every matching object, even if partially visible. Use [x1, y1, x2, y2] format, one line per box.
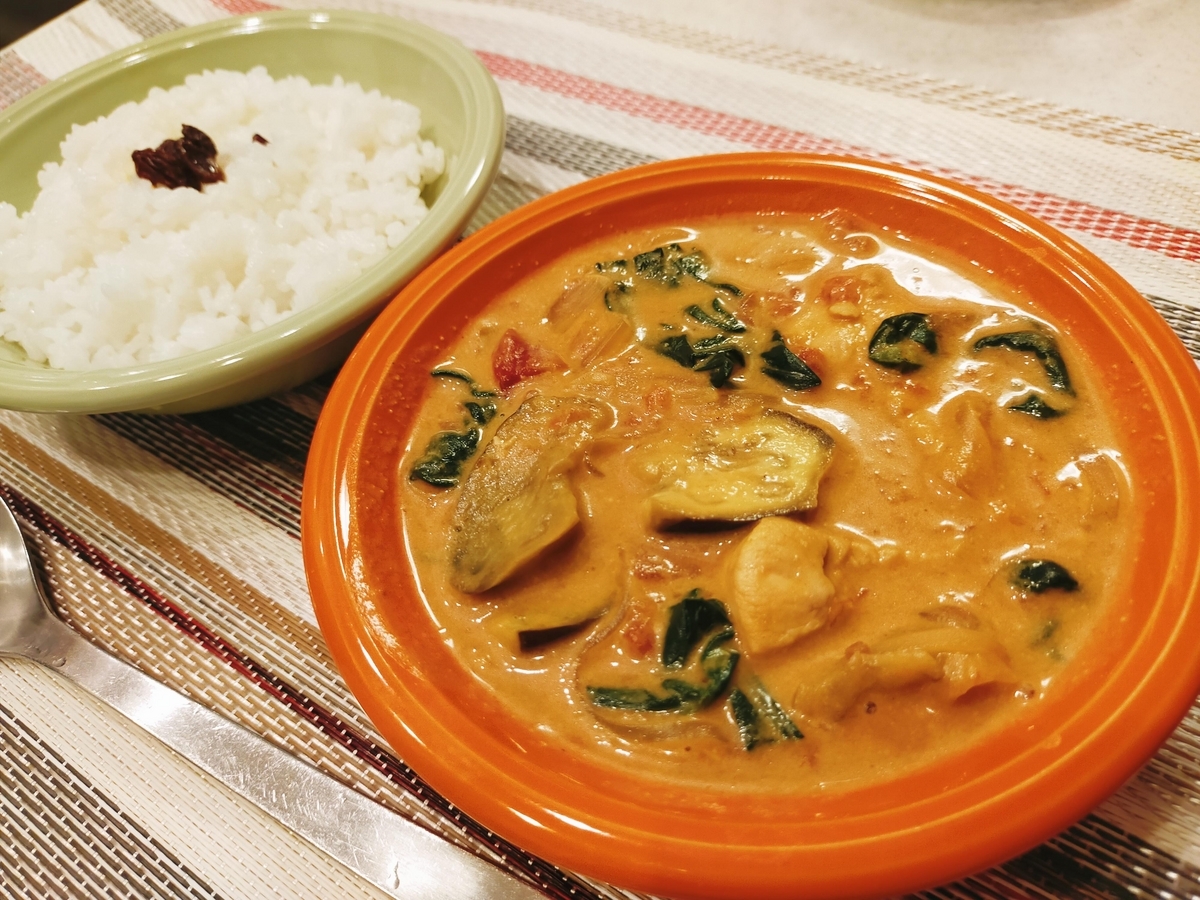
[2, 1, 1199, 898]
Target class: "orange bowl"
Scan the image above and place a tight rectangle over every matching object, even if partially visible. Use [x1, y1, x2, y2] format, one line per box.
[302, 153, 1200, 899]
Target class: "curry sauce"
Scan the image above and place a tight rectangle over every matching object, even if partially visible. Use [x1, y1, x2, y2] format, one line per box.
[391, 212, 1130, 794]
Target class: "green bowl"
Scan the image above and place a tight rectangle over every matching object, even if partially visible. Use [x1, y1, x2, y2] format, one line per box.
[0, 10, 504, 414]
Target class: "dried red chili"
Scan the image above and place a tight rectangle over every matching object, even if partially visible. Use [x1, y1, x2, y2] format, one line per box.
[131, 124, 225, 191]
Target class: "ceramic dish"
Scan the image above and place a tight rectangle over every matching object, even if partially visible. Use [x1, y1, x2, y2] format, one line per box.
[0, 10, 504, 414]
[302, 154, 1200, 899]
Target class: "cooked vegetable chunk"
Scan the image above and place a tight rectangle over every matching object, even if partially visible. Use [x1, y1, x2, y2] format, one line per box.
[647, 411, 834, 527]
[728, 518, 838, 654]
[793, 626, 1014, 718]
[492, 329, 566, 392]
[878, 627, 1014, 699]
[450, 395, 609, 592]
[495, 584, 614, 651]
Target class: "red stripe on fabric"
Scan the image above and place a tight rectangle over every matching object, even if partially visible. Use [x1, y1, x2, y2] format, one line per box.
[0, 482, 592, 900]
[208, 0, 279, 13]
[477, 51, 1200, 265]
[0, 51, 49, 111]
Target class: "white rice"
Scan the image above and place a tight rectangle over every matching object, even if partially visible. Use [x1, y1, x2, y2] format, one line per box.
[0, 66, 444, 370]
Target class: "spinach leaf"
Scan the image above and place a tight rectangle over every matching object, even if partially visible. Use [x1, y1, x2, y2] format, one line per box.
[694, 345, 745, 388]
[409, 428, 481, 487]
[655, 334, 745, 388]
[599, 243, 741, 295]
[586, 591, 798, 750]
[590, 625, 738, 714]
[1013, 559, 1079, 594]
[868, 313, 938, 373]
[1009, 393, 1064, 418]
[656, 334, 696, 368]
[594, 258, 628, 276]
[748, 681, 803, 740]
[659, 633, 739, 711]
[416, 368, 500, 487]
[974, 331, 1074, 395]
[464, 400, 498, 425]
[686, 298, 746, 333]
[634, 244, 709, 287]
[761, 331, 821, 390]
[431, 368, 497, 398]
[587, 687, 683, 712]
[729, 689, 760, 750]
[662, 592, 732, 668]
[728, 681, 803, 750]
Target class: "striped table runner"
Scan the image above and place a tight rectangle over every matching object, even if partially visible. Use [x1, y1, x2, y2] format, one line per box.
[2, 2, 1199, 898]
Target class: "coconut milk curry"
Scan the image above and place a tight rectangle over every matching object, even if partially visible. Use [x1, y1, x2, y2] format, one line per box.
[387, 212, 1130, 794]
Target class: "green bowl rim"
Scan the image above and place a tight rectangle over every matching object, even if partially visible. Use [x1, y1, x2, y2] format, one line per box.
[0, 9, 505, 413]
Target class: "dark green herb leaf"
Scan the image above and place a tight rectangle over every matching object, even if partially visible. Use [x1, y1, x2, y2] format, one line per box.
[431, 367, 497, 398]
[727, 681, 802, 750]
[728, 689, 760, 750]
[695, 348, 744, 388]
[868, 313, 938, 373]
[657, 633, 739, 711]
[662, 593, 731, 669]
[656, 334, 745, 388]
[409, 429, 481, 488]
[974, 331, 1074, 395]
[1009, 394, 1064, 418]
[660, 679, 705, 703]
[674, 248, 709, 280]
[587, 687, 683, 712]
[686, 298, 746, 333]
[692, 334, 732, 352]
[431, 367, 474, 384]
[698, 642, 738, 703]
[747, 681, 802, 740]
[599, 243, 743, 300]
[761, 333, 821, 391]
[634, 247, 669, 281]
[1013, 559, 1079, 594]
[656, 334, 696, 368]
[464, 401, 497, 425]
[594, 258, 628, 275]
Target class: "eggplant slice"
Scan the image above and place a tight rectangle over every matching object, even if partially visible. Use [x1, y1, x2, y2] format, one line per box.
[450, 394, 609, 592]
[647, 410, 834, 528]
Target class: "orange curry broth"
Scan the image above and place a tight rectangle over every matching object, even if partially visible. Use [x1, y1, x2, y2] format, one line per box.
[376, 212, 1131, 795]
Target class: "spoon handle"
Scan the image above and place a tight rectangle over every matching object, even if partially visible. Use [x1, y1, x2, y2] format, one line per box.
[38, 619, 540, 900]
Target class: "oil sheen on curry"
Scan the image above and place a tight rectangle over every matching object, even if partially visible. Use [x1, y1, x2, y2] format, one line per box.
[395, 212, 1130, 793]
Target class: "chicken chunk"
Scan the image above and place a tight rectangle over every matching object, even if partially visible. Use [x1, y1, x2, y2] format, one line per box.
[728, 518, 838, 655]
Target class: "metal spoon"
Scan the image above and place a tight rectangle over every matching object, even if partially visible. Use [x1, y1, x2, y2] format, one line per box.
[0, 492, 541, 900]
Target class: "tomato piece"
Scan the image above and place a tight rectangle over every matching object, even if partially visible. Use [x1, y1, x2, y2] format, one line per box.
[797, 347, 827, 379]
[492, 329, 564, 391]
